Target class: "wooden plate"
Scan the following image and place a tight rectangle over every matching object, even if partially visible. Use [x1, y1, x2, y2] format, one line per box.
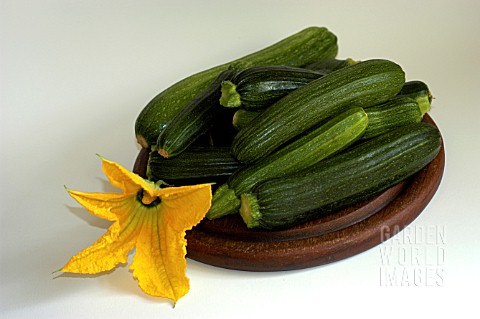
[133, 114, 445, 272]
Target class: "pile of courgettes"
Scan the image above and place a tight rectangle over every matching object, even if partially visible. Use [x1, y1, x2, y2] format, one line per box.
[135, 26, 441, 230]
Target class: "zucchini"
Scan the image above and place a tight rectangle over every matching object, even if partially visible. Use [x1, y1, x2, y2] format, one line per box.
[206, 107, 368, 219]
[135, 27, 338, 148]
[304, 58, 357, 72]
[234, 96, 423, 136]
[220, 66, 324, 109]
[156, 69, 235, 158]
[231, 59, 406, 164]
[148, 146, 241, 186]
[396, 80, 432, 115]
[239, 122, 442, 229]
[232, 109, 262, 130]
[362, 96, 423, 140]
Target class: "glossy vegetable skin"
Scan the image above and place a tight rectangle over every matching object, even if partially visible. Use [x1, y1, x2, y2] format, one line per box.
[207, 107, 368, 219]
[220, 65, 324, 109]
[148, 146, 241, 186]
[156, 69, 235, 158]
[231, 59, 406, 164]
[240, 123, 442, 229]
[135, 27, 338, 148]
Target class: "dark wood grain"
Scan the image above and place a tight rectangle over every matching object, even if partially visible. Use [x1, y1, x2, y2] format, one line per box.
[133, 114, 444, 272]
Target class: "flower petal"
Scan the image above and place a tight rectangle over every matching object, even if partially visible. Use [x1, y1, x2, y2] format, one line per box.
[130, 184, 212, 303]
[67, 188, 130, 220]
[99, 155, 157, 195]
[159, 184, 213, 231]
[62, 196, 145, 274]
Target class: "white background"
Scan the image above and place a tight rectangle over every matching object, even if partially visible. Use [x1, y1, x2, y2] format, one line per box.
[2, 0, 479, 318]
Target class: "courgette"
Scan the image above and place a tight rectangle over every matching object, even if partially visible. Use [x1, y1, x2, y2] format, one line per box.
[396, 80, 432, 115]
[220, 66, 324, 109]
[304, 58, 357, 72]
[148, 146, 241, 186]
[233, 96, 423, 134]
[232, 109, 262, 130]
[362, 96, 423, 139]
[156, 69, 235, 158]
[240, 122, 442, 229]
[206, 107, 368, 219]
[231, 59, 406, 164]
[135, 27, 338, 148]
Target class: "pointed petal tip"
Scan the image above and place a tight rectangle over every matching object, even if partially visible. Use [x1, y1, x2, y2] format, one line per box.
[52, 268, 63, 275]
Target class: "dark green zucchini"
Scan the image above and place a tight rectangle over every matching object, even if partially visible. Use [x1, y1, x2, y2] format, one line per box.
[239, 122, 442, 229]
[231, 59, 406, 164]
[362, 96, 423, 139]
[148, 146, 241, 186]
[395, 80, 432, 115]
[234, 96, 424, 137]
[206, 107, 368, 219]
[220, 66, 325, 109]
[304, 58, 357, 72]
[232, 109, 262, 130]
[135, 27, 338, 148]
[156, 69, 235, 158]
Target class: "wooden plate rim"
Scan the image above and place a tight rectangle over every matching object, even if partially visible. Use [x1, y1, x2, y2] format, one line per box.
[133, 114, 445, 272]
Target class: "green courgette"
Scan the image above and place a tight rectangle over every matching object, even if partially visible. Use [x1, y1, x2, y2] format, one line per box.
[240, 122, 442, 229]
[232, 109, 262, 130]
[231, 59, 406, 164]
[233, 96, 423, 134]
[135, 27, 338, 148]
[156, 69, 235, 158]
[395, 80, 432, 116]
[206, 107, 368, 219]
[148, 146, 241, 186]
[304, 58, 357, 72]
[362, 96, 423, 139]
[220, 66, 325, 109]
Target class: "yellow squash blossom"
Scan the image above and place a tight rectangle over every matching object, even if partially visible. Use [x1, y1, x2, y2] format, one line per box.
[61, 155, 212, 305]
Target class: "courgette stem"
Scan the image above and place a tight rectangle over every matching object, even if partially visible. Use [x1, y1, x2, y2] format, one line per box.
[206, 184, 241, 219]
[414, 95, 431, 116]
[239, 193, 262, 229]
[220, 81, 241, 108]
